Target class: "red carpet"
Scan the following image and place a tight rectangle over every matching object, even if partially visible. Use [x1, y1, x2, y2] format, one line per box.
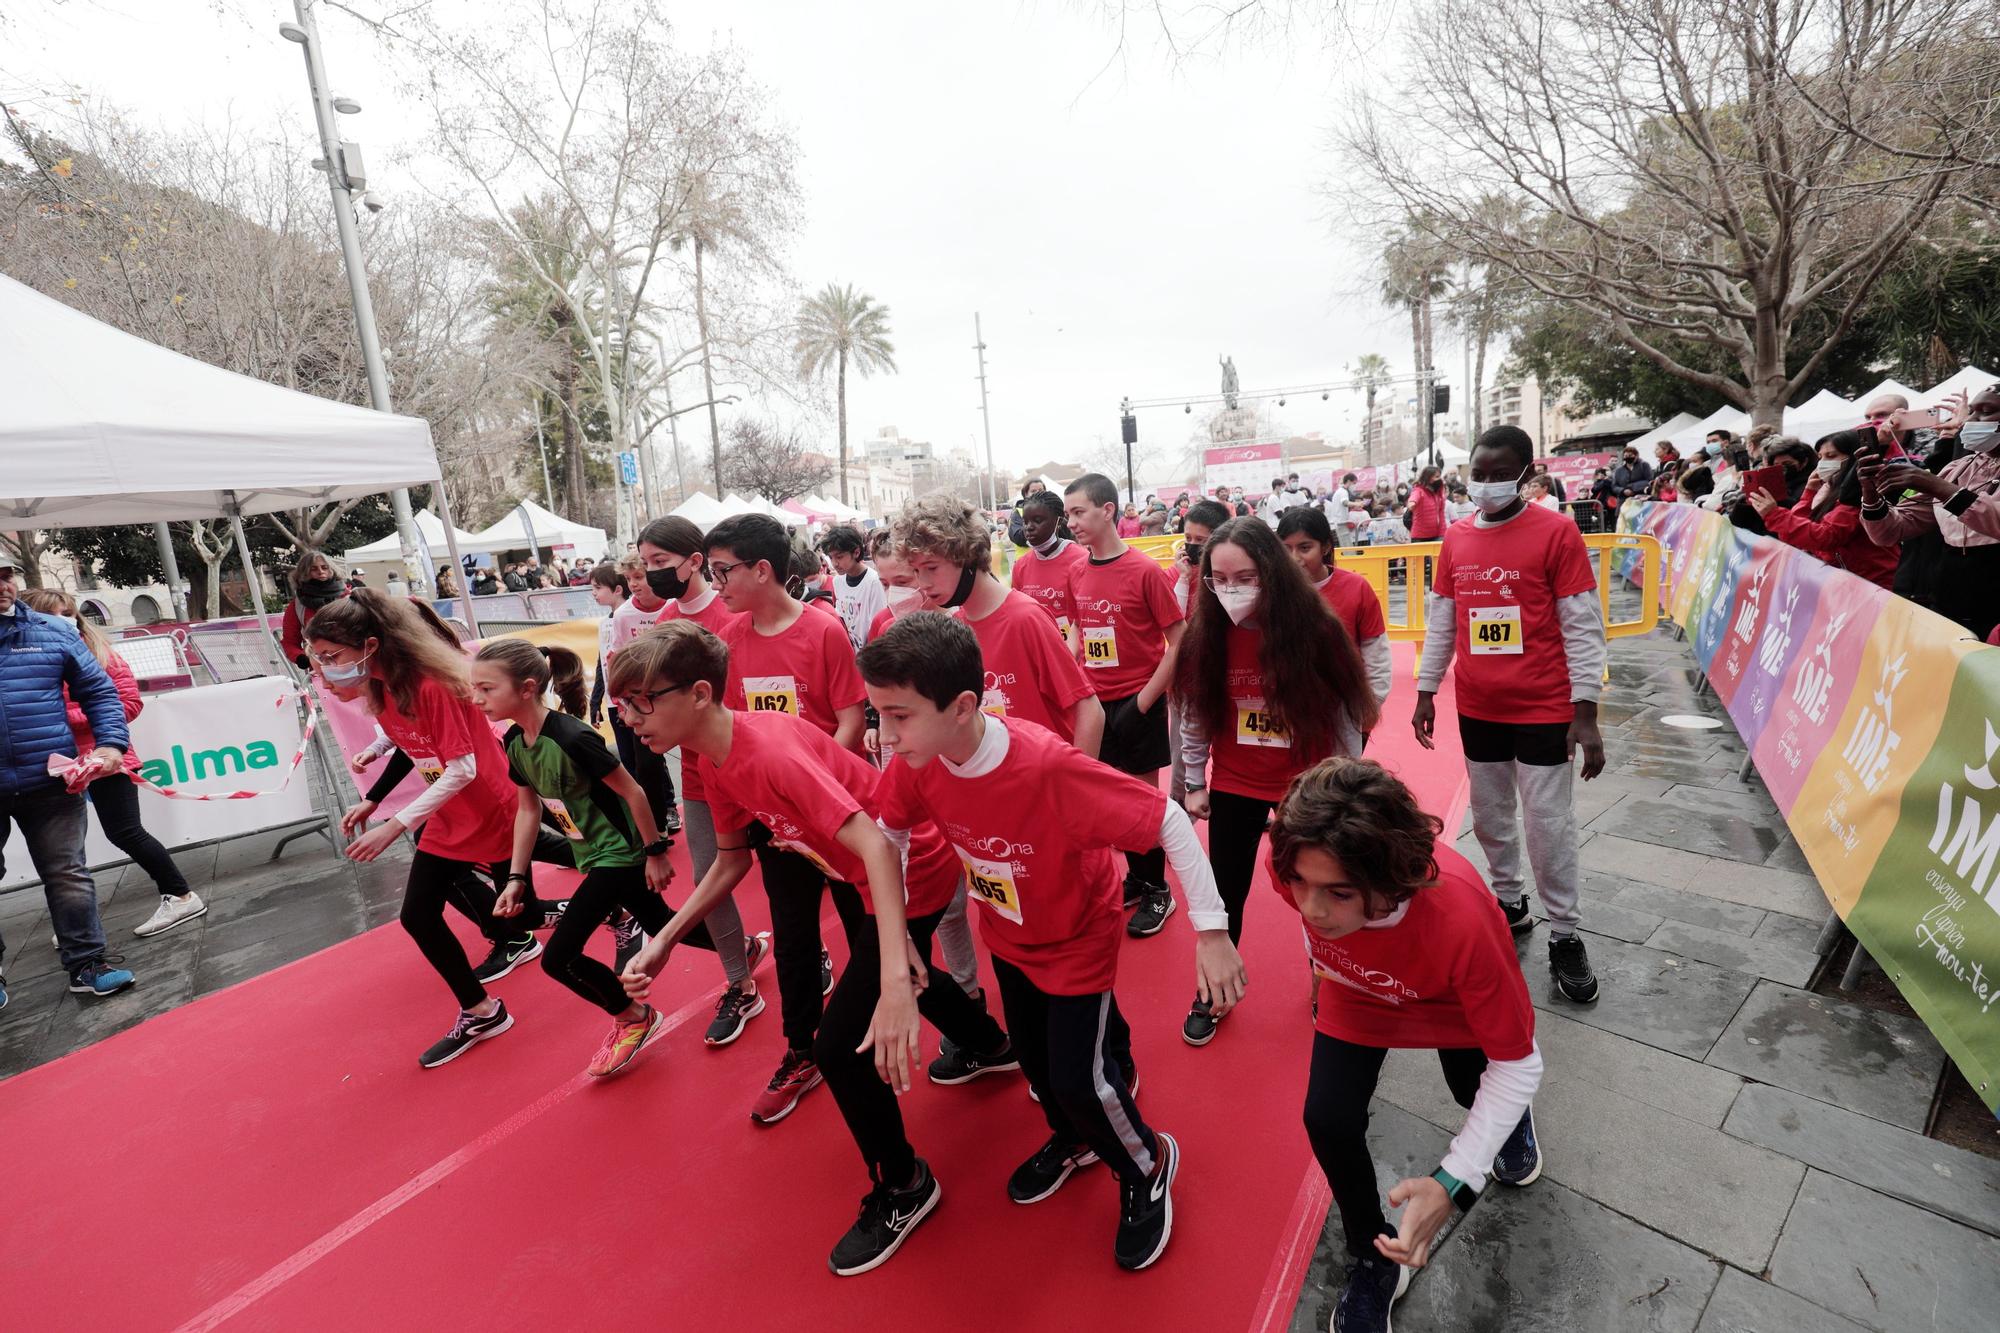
[0, 647, 1465, 1332]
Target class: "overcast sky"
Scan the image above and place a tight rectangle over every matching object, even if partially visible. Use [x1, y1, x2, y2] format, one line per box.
[4, 1, 1432, 477]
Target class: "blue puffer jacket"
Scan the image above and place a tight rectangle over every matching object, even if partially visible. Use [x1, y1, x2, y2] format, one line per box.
[0, 605, 131, 794]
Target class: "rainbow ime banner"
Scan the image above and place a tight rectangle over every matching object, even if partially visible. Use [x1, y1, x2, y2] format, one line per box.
[1619, 501, 2000, 1113]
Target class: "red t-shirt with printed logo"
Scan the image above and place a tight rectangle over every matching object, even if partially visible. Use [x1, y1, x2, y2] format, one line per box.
[1011, 540, 1086, 638]
[958, 590, 1096, 740]
[1317, 568, 1385, 644]
[1272, 844, 1535, 1058]
[1207, 624, 1337, 802]
[375, 676, 517, 863]
[1066, 546, 1184, 701]
[1431, 504, 1596, 725]
[701, 709, 958, 916]
[877, 717, 1165, 994]
[654, 592, 740, 802]
[866, 607, 895, 643]
[722, 605, 868, 739]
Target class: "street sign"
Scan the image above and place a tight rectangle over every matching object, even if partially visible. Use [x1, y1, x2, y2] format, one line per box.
[618, 451, 639, 485]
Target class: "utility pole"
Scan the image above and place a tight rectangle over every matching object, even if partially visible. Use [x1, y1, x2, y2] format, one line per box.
[974, 313, 997, 513]
[153, 522, 187, 621]
[280, 0, 442, 600]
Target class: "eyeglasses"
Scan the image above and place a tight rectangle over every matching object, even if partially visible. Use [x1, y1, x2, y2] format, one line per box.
[707, 558, 747, 587]
[615, 683, 689, 716]
[1203, 576, 1260, 592]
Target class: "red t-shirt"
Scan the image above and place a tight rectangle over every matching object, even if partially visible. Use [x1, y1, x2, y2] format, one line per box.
[958, 590, 1096, 740]
[877, 718, 1164, 994]
[723, 605, 867, 739]
[1431, 505, 1596, 724]
[655, 592, 740, 801]
[375, 676, 517, 863]
[1407, 484, 1447, 540]
[1273, 844, 1535, 1058]
[701, 710, 958, 916]
[1317, 568, 1386, 644]
[1067, 546, 1183, 701]
[866, 607, 895, 643]
[1205, 624, 1340, 802]
[1011, 541, 1086, 638]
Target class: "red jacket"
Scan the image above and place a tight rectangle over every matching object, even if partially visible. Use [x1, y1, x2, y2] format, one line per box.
[1760, 488, 1898, 588]
[1407, 484, 1447, 540]
[280, 591, 346, 663]
[64, 650, 144, 778]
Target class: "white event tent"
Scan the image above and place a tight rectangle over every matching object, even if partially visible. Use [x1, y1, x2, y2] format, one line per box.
[470, 499, 609, 561]
[342, 508, 484, 562]
[668, 492, 729, 527]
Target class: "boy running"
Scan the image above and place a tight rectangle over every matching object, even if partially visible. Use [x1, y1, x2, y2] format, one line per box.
[1414, 424, 1608, 1003]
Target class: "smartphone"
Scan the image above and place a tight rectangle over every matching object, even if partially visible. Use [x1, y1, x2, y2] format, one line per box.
[1744, 466, 1787, 501]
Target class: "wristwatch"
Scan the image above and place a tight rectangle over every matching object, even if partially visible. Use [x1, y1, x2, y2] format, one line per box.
[1431, 1167, 1479, 1212]
[643, 837, 672, 857]
[1183, 782, 1207, 793]
[1944, 487, 1979, 517]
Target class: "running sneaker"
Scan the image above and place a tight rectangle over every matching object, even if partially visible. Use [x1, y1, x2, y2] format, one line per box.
[1333, 1253, 1412, 1333]
[1492, 1106, 1543, 1186]
[67, 957, 136, 997]
[537, 898, 572, 931]
[704, 984, 766, 1046]
[587, 1004, 664, 1077]
[927, 1038, 1019, 1086]
[1182, 994, 1218, 1046]
[610, 913, 646, 974]
[936, 989, 988, 1058]
[750, 1048, 823, 1124]
[132, 891, 206, 938]
[1114, 1131, 1179, 1271]
[1121, 873, 1145, 909]
[1126, 885, 1176, 938]
[418, 1001, 513, 1068]
[1007, 1135, 1100, 1204]
[472, 935, 541, 983]
[820, 947, 835, 997]
[744, 930, 772, 973]
[828, 1159, 941, 1277]
[1500, 894, 1535, 934]
[664, 804, 682, 834]
[1548, 934, 1600, 1004]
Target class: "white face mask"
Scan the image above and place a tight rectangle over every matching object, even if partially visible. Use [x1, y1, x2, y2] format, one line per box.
[1213, 585, 1259, 624]
[882, 585, 926, 619]
[1466, 471, 1525, 514]
[1962, 421, 2000, 453]
[1814, 458, 1843, 480]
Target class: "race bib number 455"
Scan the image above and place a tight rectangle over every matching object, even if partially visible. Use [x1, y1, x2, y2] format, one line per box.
[1081, 624, 1119, 669]
[743, 674, 800, 714]
[1235, 698, 1289, 748]
[1467, 605, 1524, 655]
[959, 851, 1024, 924]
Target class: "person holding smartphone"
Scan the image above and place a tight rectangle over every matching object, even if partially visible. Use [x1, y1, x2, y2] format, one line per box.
[1860, 387, 2000, 635]
[1747, 432, 1896, 587]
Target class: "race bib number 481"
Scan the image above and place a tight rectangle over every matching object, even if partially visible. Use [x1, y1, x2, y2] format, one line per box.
[1081, 624, 1119, 668]
[1467, 605, 1524, 655]
[743, 674, 800, 714]
[959, 851, 1024, 924]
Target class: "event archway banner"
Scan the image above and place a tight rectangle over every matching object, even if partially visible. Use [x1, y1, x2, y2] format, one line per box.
[1620, 501, 2000, 1114]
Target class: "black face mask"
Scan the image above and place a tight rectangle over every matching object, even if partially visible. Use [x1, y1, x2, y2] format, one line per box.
[298, 576, 343, 610]
[940, 563, 978, 609]
[645, 564, 690, 601]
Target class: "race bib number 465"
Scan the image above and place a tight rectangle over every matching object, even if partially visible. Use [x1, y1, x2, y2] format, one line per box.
[1081, 624, 1119, 669]
[1467, 605, 1524, 655]
[959, 851, 1024, 924]
[743, 674, 800, 714]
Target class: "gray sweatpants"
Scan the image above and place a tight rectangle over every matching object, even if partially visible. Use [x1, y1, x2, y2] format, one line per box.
[1465, 758, 1582, 935]
[681, 798, 750, 986]
[937, 874, 982, 996]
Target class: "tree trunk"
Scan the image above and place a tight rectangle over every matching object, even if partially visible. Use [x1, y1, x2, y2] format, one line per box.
[1365, 386, 1378, 464]
[836, 345, 850, 507]
[1472, 290, 1491, 438]
[695, 239, 723, 493]
[1408, 304, 1424, 461]
[1748, 311, 1788, 429]
[554, 307, 586, 524]
[7, 532, 46, 589]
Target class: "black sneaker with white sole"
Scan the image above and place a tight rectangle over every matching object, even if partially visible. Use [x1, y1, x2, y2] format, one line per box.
[828, 1159, 942, 1277]
[472, 935, 541, 984]
[1500, 894, 1535, 933]
[1114, 1131, 1179, 1270]
[418, 1001, 513, 1068]
[704, 984, 766, 1046]
[927, 1039, 1020, 1086]
[1549, 933, 1600, 1004]
[1126, 884, 1176, 938]
[1008, 1135, 1100, 1204]
[820, 947, 834, 997]
[1182, 994, 1218, 1046]
[1121, 874, 1145, 909]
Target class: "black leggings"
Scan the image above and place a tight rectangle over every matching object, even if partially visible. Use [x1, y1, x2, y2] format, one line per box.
[613, 713, 676, 812]
[1208, 788, 1276, 946]
[1302, 1032, 1486, 1259]
[401, 847, 538, 1010]
[994, 957, 1154, 1184]
[542, 861, 716, 1015]
[815, 885, 1009, 1184]
[754, 839, 830, 1052]
[89, 772, 190, 898]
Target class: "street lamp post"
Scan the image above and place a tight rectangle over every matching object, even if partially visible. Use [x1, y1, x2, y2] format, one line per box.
[279, 0, 438, 600]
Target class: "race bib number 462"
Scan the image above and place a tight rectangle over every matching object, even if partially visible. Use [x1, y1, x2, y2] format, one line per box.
[1467, 605, 1524, 655]
[743, 674, 800, 714]
[959, 851, 1024, 924]
[1081, 624, 1119, 668]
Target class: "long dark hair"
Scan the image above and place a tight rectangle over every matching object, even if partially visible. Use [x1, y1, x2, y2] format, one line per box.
[1815, 430, 1868, 513]
[1173, 517, 1379, 756]
[305, 587, 468, 717]
[475, 637, 588, 719]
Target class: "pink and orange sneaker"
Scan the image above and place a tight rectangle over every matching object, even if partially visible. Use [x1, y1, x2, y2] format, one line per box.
[588, 1004, 663, 1078]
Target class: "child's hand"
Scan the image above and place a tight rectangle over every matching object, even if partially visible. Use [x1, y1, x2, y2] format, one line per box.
[864, 727, 881, 756]
[644, 851, 675, 894]
[349, 751, 378, 774]
[494, 883, 526, 918]
[859, 982, 923, 1094]
[620, 938, 673, 1001]
[1376, 1175, 1453, 1269]
[1194, 930, 1247, 1016]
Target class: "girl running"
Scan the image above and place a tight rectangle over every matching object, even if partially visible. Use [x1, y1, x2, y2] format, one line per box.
[310, 589, 544, 1068]
[1173, 517, 1379, 1046]
[470, 639, 719, 1077]
[1272, 758, 1543, 1333]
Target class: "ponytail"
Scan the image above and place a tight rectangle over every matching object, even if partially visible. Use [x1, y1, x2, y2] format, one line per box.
[474, 637, 588, 718]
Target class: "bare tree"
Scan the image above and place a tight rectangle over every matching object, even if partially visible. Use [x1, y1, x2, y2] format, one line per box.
[1340, 0, 1998, 426]
[719, 418, 832, 504]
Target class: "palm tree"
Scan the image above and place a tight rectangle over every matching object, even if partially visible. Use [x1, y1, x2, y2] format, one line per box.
[670, 170, 760, 492]
[796, 285, 897, 506]
[1348, 353, 1393, 462]
[1381, 222, 1452, 462]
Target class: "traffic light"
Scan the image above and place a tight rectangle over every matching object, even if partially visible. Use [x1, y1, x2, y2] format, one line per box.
[1432, 385, 1451, 416]
[1121, 413, 1138, 445]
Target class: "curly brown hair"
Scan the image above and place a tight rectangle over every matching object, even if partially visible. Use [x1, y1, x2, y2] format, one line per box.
[1269, 758, 1443, 906]
[891, 491, 991, 573]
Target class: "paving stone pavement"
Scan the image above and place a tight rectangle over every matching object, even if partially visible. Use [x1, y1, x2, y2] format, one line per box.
[1289, 625, 2000, 1332]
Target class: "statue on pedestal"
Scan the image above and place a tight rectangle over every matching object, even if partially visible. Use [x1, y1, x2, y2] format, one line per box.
[1219, 355, 1240, 411]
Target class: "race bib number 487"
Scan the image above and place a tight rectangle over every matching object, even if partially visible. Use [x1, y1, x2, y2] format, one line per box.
[1467, 605, 1524, 655]
[743, 674, 800, 714]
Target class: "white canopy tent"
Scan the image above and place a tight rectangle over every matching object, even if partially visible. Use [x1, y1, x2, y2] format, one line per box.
[342, 508, 485, 561]
[1625, 412, 1701, 453]
[1917, 366, 1998, 408]
[470, 498, 609, 561]
[803, 493, 866, 522]
[720, 492, 807, 527]
[1668, 406, 1752, 453]
[668, 492, 730, 528]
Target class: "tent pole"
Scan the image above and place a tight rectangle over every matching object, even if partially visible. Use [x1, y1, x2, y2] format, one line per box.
[432, 481, 481, 638]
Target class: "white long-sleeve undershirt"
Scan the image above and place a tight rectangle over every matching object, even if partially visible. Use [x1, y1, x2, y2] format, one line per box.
[393, 752, 476, 828]
[1438, 1041, 1544, 1194]
[1361, 632, 1393, 707]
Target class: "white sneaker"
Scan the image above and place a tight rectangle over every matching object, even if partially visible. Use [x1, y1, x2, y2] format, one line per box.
[133, 892, 208, 938]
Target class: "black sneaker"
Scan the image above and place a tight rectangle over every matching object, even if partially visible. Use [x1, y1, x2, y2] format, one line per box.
[1500, 894, 1535, 933]
[937, 990, 989, 1057]
[820, 946, 835, 997]
[1333, 1252, 1412, 1332]
[828, 1160, 942, 1277]
[1182, 994, 1218, 1046]
[610, 913, 645, 974]
[1126, 885, 1176, 938]
[1549, 933, 1600, 1004]
[1121, 874, 1145, 909]
[664, 805, 682, 834]
[1114, 1131, 1179, 1270]
[1492, 1106, 1542, 1186]
[536, 898, 571, 932]
[418, 1001, 513, 1068]
[472, 935, 541, 983]
[927, 1038, 1020, 1086]
[1008, 1135, 1100, 1204]
[703, 984, 766, 1047]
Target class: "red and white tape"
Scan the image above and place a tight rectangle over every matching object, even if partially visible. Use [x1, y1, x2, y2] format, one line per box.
[47, 685, 320, 801]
